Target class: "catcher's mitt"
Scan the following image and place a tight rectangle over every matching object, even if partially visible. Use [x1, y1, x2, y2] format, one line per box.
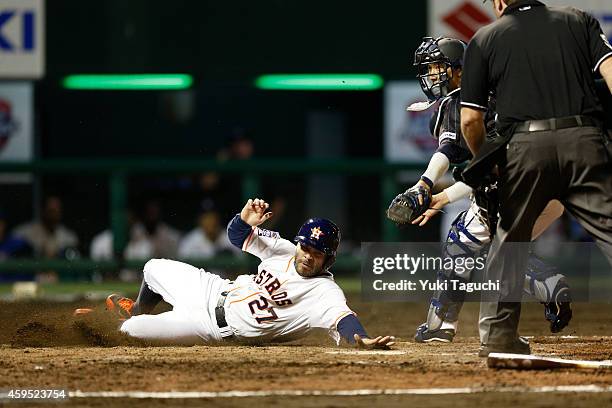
[386, 185, 432, 225]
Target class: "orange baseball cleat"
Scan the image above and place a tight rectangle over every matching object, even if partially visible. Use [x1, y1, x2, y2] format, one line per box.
[105, 294, 135, 321]
[73, 308, 94, 316]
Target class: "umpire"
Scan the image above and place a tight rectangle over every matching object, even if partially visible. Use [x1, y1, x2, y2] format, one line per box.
[459, 0, 612, 356]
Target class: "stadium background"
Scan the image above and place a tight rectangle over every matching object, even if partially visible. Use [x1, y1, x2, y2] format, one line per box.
[3, 0, 433, 286]
[1, 0, 609, 289]
[0, 0, 612, 281]
[0, 1, 611, 406]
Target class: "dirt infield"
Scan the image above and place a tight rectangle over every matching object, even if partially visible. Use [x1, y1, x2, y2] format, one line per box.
[1, 297, 612, 407]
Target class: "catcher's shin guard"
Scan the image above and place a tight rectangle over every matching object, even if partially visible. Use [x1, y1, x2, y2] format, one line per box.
[415, 272, 465, 343]
[544, 281, 572, 333]
[416, 209, 489, 342]
[523, 253, 573, 333]
[428, 273, 468, 325]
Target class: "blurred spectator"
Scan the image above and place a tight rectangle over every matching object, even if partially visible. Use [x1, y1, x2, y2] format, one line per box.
[0, 210, 32, 259]
[133, 200, 180, 258]
[178, 200, 239, 259]
[13, 196, 79, 259]
[210, 128, 256, 221]
[217, 127, 254, 161]
[263, 195, 288, 231]
[199, 171, 220, 193]
[90, 211, 153, 261]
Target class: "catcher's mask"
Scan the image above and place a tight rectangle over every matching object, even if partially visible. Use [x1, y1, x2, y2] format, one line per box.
[414, 37, 466, 101]
[294, 218, 340, 271]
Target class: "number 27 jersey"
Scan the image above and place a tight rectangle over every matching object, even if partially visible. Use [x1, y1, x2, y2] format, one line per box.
[224, 226, 355, 344]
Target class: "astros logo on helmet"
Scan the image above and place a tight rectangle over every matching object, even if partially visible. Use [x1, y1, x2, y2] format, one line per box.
[310, 227, 324, 240]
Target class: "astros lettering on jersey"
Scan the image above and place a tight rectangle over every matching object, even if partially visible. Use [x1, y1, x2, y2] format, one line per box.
[225, 225, 354, 344]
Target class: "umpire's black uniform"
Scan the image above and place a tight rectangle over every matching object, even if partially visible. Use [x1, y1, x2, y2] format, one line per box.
[460, 0, 612, 354]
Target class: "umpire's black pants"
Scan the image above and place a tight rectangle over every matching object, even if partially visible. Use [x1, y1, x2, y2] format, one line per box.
[479, 125, 612, 346]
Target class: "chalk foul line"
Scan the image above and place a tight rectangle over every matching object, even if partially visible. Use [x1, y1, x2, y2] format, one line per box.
[69, 385, 612, 399]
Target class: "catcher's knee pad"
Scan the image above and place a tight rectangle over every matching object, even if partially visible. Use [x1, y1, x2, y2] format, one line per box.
[445, 211, 486, 253]
[442, 210, 490, 282]
[446, 208, 491, 247]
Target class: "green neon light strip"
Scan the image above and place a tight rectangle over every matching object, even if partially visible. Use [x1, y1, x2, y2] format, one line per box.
[255, 74, 383, 90]
[62, 74, 193, 90]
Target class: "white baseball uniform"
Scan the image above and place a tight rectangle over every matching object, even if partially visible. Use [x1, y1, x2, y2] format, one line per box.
[120, 226, 355, 345]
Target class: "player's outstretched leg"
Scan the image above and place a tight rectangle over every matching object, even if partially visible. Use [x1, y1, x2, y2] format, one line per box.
[111, 259, 231, 343]
[105, 260, 165, 320]
[523, 253, 573, 333]
[120, 310, 204, 345]
[131, 276, 163, 315]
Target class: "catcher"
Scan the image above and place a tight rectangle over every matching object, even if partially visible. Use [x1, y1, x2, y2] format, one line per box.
[387, 37, 572, 343]
[104, 198, 394, 348]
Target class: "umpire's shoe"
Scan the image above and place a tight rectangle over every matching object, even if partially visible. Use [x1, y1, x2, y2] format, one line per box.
[414, 323, 455, 343]
[544, 281, 572, 333]
[478, 336, 531, 357]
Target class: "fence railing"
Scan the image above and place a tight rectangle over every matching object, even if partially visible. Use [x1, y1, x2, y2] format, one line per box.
[0, 255, 364, 278]
[0, 158, 426, 275]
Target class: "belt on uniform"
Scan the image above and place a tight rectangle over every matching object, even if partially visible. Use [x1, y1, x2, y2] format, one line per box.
[514, 115, 599, 133]
[215, 291, 234, 339]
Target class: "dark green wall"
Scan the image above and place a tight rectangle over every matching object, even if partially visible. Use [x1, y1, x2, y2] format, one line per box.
[46, 0, 427, 78]
[11, 1, 435, 247]
[41, 1, 427, 159]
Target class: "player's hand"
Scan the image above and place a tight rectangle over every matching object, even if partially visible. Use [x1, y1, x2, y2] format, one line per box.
[411, 191, 449, 227]
[386, 185, 432, 225]
[240, 198, 273, 227]
[354, 334, 396, 350]
[414, 180, 431, 205]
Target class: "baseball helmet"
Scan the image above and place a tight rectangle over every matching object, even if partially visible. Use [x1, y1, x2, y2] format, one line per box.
[294, 218, 341, 271]
[414, 36, 466, 101]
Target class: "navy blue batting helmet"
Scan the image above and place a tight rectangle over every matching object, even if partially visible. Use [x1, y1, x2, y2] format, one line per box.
[294, 218, 341, 269]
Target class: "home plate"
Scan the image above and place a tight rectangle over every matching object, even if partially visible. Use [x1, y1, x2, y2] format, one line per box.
[325, 350, 406, 355]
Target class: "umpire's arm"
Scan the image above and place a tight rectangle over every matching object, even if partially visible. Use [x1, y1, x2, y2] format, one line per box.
[461, 108, 486, 155]
[600, 58, 612, 93]
[586, 10, 612, 93]
[460, 36, 489, 155]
